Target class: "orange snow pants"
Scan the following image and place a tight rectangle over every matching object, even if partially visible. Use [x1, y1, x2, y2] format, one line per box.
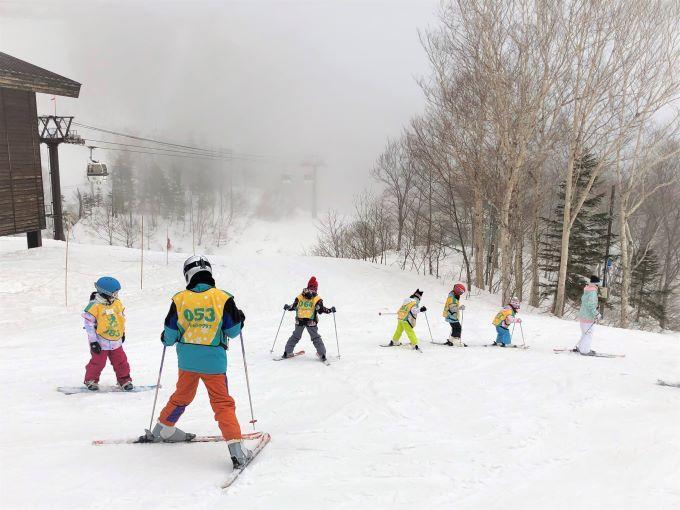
[159, 369, 242, 441]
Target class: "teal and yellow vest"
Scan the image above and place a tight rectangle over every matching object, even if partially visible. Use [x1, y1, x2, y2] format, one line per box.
[296, 294, 321, 321]
[492, 306, 515, 328]
[85, 299, 125, 340]
[173, 287, 231, 346]
[443, 292, 460, 321]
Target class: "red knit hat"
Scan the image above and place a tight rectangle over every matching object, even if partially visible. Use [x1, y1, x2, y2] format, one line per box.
[307, 276, 318, 291]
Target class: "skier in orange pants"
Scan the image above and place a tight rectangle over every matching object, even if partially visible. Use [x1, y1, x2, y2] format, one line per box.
[142, 255, 249, 469]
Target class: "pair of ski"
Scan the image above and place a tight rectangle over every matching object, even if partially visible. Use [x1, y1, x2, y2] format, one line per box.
[553, 348, 625, 358]
[379, 343, 423, 353]
[272, 350, 331, 366]
[430, 341, 529, 349]
[93, 431, 271, 489]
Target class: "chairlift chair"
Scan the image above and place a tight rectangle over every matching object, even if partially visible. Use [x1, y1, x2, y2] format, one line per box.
[86, 146, 108, 179]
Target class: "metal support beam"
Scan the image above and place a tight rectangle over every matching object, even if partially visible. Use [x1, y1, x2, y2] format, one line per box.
[47, 142, 64, 241]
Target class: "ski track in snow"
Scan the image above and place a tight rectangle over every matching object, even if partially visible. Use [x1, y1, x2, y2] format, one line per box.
[1, 236, 679, 510]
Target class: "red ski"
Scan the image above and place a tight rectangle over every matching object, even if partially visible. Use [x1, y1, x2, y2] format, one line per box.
[272, 350, 305, 361]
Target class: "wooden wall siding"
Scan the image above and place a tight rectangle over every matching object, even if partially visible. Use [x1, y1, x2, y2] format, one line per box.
[0, 87, 45, 236]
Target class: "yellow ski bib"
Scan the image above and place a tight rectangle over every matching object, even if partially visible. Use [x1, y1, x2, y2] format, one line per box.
[296, 294, 321, 320]
[397, 301, 416, 321]
[87, 300, 126, 341]
[492, 307, 514, 327]
[173, 288, 231, 346]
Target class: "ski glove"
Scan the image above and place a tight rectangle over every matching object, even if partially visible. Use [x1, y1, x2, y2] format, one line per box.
[595, 313, 602, 321]
[420, 306, 427, 312]
[122, 334, 126, 343]
[514, 317, 522, 324]
[459, 305, 466, 311]
[237, 309, 246, 327]
[90, 342, 102, 354]
[330, 306, 336, 313]
[283, 304, 291, 311]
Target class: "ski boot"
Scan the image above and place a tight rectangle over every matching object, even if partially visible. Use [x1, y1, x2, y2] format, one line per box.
[119, 381, 134, 391]
[84, 380, 99, 391]
[141, 422, 196, 443]
[387, 340, 402, 347]
[228, 441, 253, 469]
[413, 344, 421, 351]
[443, 340, 455, 346]
[318, 353, 327, 362]
[282, 351, 294, 359]
[580, 350, 597, 356]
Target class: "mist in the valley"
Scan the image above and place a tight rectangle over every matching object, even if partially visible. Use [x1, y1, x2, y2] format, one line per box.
[0, 0, 438, 215]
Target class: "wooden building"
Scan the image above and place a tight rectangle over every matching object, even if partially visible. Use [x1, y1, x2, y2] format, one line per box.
[0, 51, 80, 248]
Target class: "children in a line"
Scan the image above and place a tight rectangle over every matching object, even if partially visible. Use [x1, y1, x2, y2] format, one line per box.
[442, 283, 466, 346]
[282, 276, 336, 362]
[387, 289, 426, 351]
[574, 275, 601, 355]
[491, 296, 521, 347]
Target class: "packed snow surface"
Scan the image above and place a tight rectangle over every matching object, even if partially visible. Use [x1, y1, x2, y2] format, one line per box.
[1, 235, 679, 510]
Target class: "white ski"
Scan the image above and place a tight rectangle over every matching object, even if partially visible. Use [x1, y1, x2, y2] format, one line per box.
[221, 432, 271, 489]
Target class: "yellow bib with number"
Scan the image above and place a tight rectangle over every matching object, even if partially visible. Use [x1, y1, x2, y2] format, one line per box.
[88, 300, 126, 341]
[397, 301, 416, 320]
[173, 288, 231, 346]
[492, 307, 514, 327]
[296, 294, 321, 320]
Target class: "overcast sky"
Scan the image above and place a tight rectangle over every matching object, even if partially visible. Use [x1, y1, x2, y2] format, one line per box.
[0, 0, 439, 210]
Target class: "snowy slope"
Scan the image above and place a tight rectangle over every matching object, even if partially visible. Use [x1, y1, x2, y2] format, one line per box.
[1, 236, 679, 510]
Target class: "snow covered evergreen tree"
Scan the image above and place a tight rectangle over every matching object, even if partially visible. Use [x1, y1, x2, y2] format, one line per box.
[540, 152, 610, 308]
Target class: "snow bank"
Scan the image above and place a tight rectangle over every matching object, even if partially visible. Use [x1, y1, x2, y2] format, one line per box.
[0, 236, 678, 509]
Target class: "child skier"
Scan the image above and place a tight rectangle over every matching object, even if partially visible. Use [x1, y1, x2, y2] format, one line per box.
[282, 276, 336, 362]
[82, 277, 133, 391]
[442, 283, 466, 346]
[387, 289, 426, 350]
[491, 296, 521, 346]
[142, 255, 251, 470]
[574, 275, 601, 355]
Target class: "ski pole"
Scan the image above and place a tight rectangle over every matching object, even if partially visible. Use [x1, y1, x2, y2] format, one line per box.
[269, 309, 286, 353]
[519, 321, 526, 349]
[424, 311, 434, 343]
[378, 312, 397, 316]
[239, 332, 258, 431]
[333, 311, 341, 358]
[148, 345, 167, 432]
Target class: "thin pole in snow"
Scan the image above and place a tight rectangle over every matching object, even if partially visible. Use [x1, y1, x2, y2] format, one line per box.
[424, 311, 434, 343]
[333, 311, 340, 358]
[148, 346, 167, 432]
[270, 310, 286, 353]
[140, 215, 144, 290]
[239, 332, 258, 430]
[166, 225, 169, 266]
[64, 223, 69, 307]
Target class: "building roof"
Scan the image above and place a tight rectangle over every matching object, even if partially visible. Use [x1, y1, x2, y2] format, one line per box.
[0, 51, 80, 98]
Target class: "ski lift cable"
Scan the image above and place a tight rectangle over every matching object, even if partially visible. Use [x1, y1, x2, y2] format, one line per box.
[82, 138, 265, 162]
[83, 145, 251, 161]
[72, 122, 287, 161]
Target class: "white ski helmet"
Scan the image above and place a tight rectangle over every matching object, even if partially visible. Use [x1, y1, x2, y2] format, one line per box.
[509, 296, 521, 310]
[183, 255, 212, 284]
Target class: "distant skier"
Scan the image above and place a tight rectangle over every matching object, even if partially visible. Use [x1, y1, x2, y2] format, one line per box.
[82, 277, 133, 391]
[442, 283, 466, 346]
[387, 289, 426, 350]
[142, 255, 251, 470]
[281, 276, 335, 363]
[574, 275, 601, 355]
[491, 296, 521, 346]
